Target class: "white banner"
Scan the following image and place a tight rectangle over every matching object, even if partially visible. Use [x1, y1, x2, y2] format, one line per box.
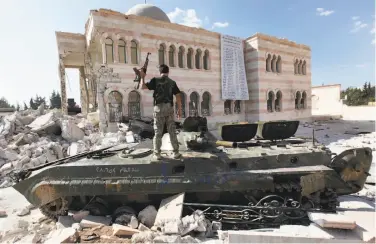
[221, 34, 249, 100]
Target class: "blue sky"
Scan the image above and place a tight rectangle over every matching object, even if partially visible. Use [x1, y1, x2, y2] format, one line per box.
[0, 0, 374, 106]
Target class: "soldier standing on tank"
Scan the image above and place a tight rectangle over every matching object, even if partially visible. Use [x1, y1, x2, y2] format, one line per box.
[140, 64, 183, 161]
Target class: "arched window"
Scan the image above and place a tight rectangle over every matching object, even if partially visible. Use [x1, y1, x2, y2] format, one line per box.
[178, 46, 184, 68]
[266, 54, 272, 72]
[195, 49, 202, 69]
[105, 38, 114, 63]
[203, 50, 209, 70]
[175, 92, 186, 118]
[301, 91, 307, 109]
[189, 92, 199, 116]
[187, 48, 193, 69]
[276, 55, 282, 73]
[169, 45, 175, 67]
[234, 100, 241, 114]
[130, 40, 138, 64]
[302, 60, 307, 75]
[298, 60, 302, 75]
[294, 59, 299, 74]
[128, 90, 141, 118]
[295, 91, 301, 109]
[118, 39, 126, 63]
[201, 92, 211, 116]
[267, 91, 275, 112]
[224, 100, 232, 115]
[275, 91, 282, 112]
[108, 91, 122, 122]
[271, 55, 277, 72]
[158, 44, 165, 65]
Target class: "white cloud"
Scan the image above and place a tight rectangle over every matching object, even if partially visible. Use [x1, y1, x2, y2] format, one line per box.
[316, 7, 334, 16]
[167, 7, 203, 28]
[352, 16, 359, 20]
[211, 21, 229, 29]
[350, 18, 368, 33]
[372, 39, 375, 45]
[356, 63, 368, 68]
[167, 7, 228, 30]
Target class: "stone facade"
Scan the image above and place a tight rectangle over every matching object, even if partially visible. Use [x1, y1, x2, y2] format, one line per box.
[56, 7, 312, 132]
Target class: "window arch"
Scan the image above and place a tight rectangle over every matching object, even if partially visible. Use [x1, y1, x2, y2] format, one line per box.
[201, 92, 211, 116]
[108, 91, 122, 122]
[276, 55, 282, 73]
[275, 91, 282, 112]
[189, 92, 199, 116]
[175, 91, 186, 118]
[224, 100, 232, 115]
[203, 50, 209, 70]
[298, 60, 302, 75]
[267, 91, 275, 112]
[158, 44, 165, 65]
[295, 91, 301, 109]
[266, 54, 272, 72]
[302, 60, 307, 75]
[168, 45, 175, 67]
[128, 90, 141, 118]
[293, 59, 298, 74]
[118, 39, 126, 63]
[105, 38, 114, 63]
[195, 49, 202, 69]
[301, 91, 307, 109]
[130, 40, 138, 64]
[234, 100, 241, 114]
[178, 46, 185, 68]
[271, 55, 277, 72]
[187, 48, 193, 69]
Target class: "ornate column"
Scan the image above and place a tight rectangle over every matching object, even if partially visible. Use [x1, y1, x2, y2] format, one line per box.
[58, 56, 67, 115]
[192, 50, 196, 69]
[113, 39, 119, 63]
[100, 39, 106, 64]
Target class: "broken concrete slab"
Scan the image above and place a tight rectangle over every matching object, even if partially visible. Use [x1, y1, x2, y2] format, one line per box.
[60, 120, 85, 142]
[112, 223, 140, 236]
[154, 192, 185, 227]
[44, 227, 78, 244]
[80, 215, 111, 228]
[57, 216, 75, 228]
[308, 212, 356, 230]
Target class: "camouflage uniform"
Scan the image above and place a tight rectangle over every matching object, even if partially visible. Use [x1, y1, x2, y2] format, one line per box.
[145, 76, 181, 159]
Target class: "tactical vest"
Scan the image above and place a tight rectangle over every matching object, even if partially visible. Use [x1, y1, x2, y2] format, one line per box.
[153, 76, 175, 106]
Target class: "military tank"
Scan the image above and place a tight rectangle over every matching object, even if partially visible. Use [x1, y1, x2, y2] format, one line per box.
[9, 116, 373, 229]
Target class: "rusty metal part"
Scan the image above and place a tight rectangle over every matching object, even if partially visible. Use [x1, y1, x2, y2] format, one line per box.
[39, 197, 69, 220]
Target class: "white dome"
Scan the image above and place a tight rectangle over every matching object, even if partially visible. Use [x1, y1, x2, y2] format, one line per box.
[126, 4, 170, 23]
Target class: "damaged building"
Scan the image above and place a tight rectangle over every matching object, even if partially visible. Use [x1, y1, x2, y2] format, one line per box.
[56, 4, 312, 132]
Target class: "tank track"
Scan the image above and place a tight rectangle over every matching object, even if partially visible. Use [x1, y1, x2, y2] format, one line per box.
[184, 181, 339, 229]
[37, 181, 339, 228]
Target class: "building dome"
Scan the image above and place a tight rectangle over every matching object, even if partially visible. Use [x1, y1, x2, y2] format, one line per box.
[126, 4, 171, 23]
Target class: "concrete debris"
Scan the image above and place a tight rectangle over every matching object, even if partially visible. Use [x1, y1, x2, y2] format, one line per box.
[112, 223, 141, 236]
[131, 230, 161, 243]
[80, 215, 112, 228]
[0, 209, 7, 217]
[138, 205, 158, 228]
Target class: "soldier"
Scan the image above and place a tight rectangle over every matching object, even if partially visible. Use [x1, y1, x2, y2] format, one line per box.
[140, 64, 182, 161]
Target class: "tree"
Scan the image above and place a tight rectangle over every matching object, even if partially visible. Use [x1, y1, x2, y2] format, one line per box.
[29, 98, 36, 109]
[23, 102, 28, 110]
[16, 103, 20, 111]
[30, 95, 46, 109]
[49, 90, 62, 109]
[342, 83, 376, 105]
[0, 97, 13, 108]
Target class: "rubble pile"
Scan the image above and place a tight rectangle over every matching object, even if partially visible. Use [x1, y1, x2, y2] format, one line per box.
[0, 106, 147, 188]
[45, 204, 212, 244]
